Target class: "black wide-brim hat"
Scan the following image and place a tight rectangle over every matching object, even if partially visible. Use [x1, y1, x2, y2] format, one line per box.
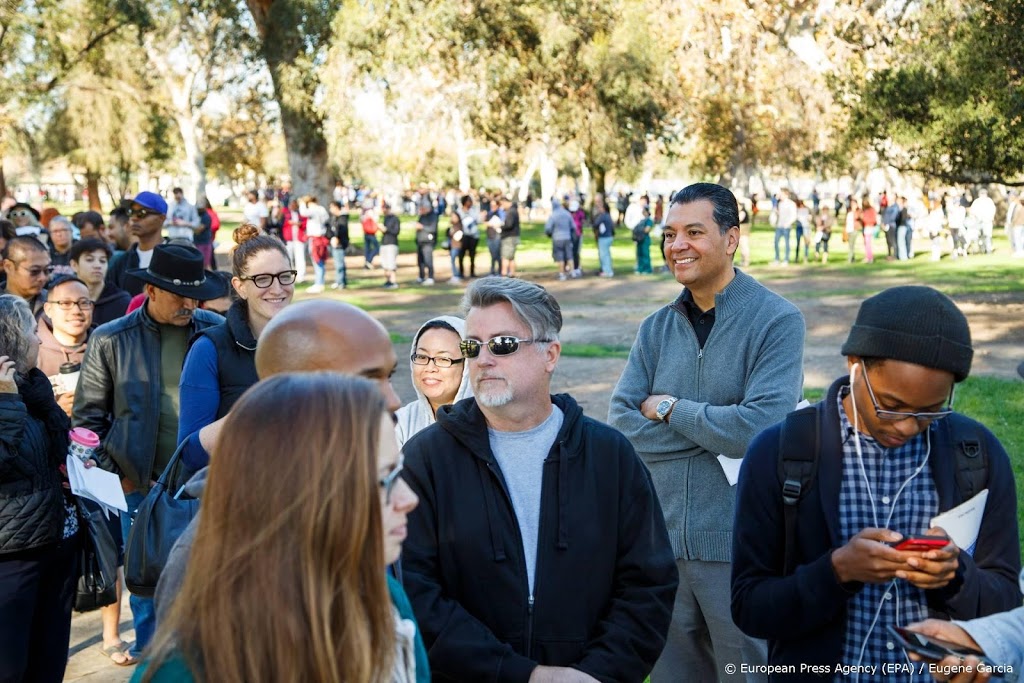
[127, 243, 224, 300]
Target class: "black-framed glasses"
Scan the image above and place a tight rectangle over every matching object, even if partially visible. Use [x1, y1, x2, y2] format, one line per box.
[860, 368, 955, 422]
[379, 453, 404, 504]
[460, 336, 551, 359]
[18, 264, 54, 278]
[128, 207, 161, 219]
[411, 353, 465, 368]
[48, 298, 95, 311]
[239, 270, 298, 288]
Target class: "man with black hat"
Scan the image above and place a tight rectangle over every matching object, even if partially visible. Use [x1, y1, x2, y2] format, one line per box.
[73, 243, 223, 660]
[731, 286, 1020, 683]
[107, 191, 169, 296]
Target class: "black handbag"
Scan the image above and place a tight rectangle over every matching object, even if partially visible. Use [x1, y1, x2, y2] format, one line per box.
[124, 442, 200, 597]
[74, 500, 119, 612]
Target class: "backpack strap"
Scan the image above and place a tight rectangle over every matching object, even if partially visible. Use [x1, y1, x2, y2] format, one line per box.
[946, 416, 988, 502]
[778, 405, 821, 574]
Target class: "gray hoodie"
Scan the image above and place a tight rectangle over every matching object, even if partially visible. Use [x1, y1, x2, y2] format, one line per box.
[394, 316, 473, 449]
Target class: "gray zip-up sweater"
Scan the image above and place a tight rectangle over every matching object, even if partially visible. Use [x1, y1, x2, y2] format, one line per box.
[608, 269, 804, 562]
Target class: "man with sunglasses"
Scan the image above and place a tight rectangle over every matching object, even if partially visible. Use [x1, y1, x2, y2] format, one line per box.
[1, 235, 53, 317]
[732, 286, 1021, 682]
[401, 278, 678, 683]
[107, 191, 169, 296]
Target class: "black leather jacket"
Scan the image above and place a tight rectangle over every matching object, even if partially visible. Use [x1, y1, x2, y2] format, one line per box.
[72, 304, 222, 488]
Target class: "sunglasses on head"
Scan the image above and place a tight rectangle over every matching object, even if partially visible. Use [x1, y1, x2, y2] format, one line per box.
[459, 335, 551, 358]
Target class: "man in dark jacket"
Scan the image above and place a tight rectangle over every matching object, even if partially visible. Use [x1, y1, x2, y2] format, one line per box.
[402, 278, 678, 683]
[72, 243, 223, 659]
[732, 286, 1021, 682]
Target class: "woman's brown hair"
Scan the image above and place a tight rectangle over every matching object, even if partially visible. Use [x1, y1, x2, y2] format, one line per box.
[144, 373, 395, 683]
[231, 223, 288, 278]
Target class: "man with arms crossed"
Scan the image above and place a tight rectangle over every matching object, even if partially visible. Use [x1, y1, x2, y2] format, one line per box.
[609, 182, 805, 682]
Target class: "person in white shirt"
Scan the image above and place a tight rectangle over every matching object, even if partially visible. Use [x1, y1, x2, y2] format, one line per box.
[242, 191, 269, 232]
[773, 192, 798, 265]
[165, 188, 201, 242]
[969, 190, 996, 254]
[299, 196, 330, 293]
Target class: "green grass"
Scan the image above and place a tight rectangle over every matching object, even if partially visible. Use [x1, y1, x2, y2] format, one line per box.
[805, 377, 1024, 550]
[560, 343, 632, 358]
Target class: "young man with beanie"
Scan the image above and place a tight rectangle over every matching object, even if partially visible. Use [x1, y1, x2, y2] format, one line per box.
[609, 183, 805, 682]
[732, 286, 1021, 682]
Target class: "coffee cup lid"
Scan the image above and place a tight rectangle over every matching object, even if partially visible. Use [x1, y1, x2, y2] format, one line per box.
[69, 427, 100, 448]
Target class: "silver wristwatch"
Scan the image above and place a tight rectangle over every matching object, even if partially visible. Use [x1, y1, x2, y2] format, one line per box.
[655, 397, 679, 422]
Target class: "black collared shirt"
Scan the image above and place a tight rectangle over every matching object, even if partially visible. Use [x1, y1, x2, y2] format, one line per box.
[680, 288, 716, 348]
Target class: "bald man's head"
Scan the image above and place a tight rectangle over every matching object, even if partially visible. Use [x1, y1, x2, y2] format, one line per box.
[255, 300, 401, 411]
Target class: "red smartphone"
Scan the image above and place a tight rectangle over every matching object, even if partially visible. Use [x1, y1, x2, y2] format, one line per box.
[889, 534, 950, 551]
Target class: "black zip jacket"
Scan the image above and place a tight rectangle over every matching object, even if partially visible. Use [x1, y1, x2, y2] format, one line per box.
[401, 394, 678, 683]
[72, 304, 223, 488]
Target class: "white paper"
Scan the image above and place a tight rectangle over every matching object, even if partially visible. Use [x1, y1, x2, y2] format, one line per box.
[931, 489, 988, 556]
[66, 455, 128, 518]
[717, 400, 813, 486]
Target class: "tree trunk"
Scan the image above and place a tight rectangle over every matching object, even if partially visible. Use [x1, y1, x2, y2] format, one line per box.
[85, 171, 101, 210]
[0, 163, 6, 200]
[453, 108, 471, 192]
[592, 163, 607, 201]
[247, 0, 332, 202]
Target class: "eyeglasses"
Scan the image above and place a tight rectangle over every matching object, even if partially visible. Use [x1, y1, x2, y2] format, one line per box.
[410, 353, 465, 368]
[379, 453, 404, 504]
[48, 299, 95, 311]
[460, 335, 551, 359]
[860, 368, 955, 422]
[18, 264, 54, 278]
[128, 207, 161, 219]
[238, 270, 298, 288]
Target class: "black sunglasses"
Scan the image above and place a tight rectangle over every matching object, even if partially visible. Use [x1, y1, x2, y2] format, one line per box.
[460, 336, 551, 358]
[128, 207, 161, 219]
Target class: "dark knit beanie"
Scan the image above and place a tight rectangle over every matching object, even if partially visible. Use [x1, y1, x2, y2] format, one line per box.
[841, 286, 973, 382]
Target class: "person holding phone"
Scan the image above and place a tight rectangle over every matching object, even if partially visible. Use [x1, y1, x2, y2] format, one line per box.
[732, 286, 1021, 682]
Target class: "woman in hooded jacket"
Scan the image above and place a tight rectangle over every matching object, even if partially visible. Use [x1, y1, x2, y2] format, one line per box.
[395, 316, 473, 449]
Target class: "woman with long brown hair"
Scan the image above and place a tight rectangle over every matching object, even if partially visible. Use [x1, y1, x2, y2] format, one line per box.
[135, 373, 425, 683]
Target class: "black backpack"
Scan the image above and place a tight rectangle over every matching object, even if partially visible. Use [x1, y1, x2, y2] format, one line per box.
[777, 405, 988, 573]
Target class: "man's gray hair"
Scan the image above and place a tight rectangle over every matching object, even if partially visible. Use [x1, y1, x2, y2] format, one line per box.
[49, 215, 73, 232]
[0, 294, 36, 375]
[459, 278, 562, 342]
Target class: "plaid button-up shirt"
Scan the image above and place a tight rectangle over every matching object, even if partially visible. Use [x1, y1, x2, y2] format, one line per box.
[837, 387, 938, 682]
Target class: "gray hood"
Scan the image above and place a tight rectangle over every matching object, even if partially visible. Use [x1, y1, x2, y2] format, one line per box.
[395, 315, 473, 448]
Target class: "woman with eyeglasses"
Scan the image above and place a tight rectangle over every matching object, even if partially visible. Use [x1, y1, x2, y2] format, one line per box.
[176, 225, 295, 473]
[134, 373, 428, 683]
[0, 294, 83, 682]
[395, 316, 473, 449]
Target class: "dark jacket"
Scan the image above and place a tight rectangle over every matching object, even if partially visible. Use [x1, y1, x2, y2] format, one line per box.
[72, 304, 223, 488]
[108, 242, 167, 297]
[501, 208, 520, 239]
[92, 281, 132, 327]
[188, 299, 258, 420]
[382, 213, 401, 246]
[0, 369, 70, 554]
[325, 213, 350, 249]
[731, 376, 1021, 681]
[401, 394, 678, 683]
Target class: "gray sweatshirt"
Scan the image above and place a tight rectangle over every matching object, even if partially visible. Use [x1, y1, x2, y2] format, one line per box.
[608, 269, 805, 562]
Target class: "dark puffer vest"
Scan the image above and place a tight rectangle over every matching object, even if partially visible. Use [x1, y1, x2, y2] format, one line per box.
[0, 369, 69, 554]
[188, 299, 259, 419]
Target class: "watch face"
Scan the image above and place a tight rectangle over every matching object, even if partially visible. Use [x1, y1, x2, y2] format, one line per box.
[657, 399, 672, 417]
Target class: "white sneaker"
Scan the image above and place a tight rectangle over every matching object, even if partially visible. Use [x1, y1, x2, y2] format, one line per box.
[422, 278, 435, 286]
[449, 276, 463, 284]
[557, 272, 567, 281]
[307, 284, 325, 293]
[331, 283, 345, 290]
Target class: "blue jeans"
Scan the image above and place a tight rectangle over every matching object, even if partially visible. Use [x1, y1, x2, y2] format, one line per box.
[598, 236, 614, 275]
[364, 234, 380, 266]
[309, 243, 326, 286]
[450, 247, 463, 278]
[332, 247, 347, 286]
[897, 225, 909, 260]
[487, 237, 502, 274]
[121, 491, 155, 657]
[774, 227, 791, 263]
